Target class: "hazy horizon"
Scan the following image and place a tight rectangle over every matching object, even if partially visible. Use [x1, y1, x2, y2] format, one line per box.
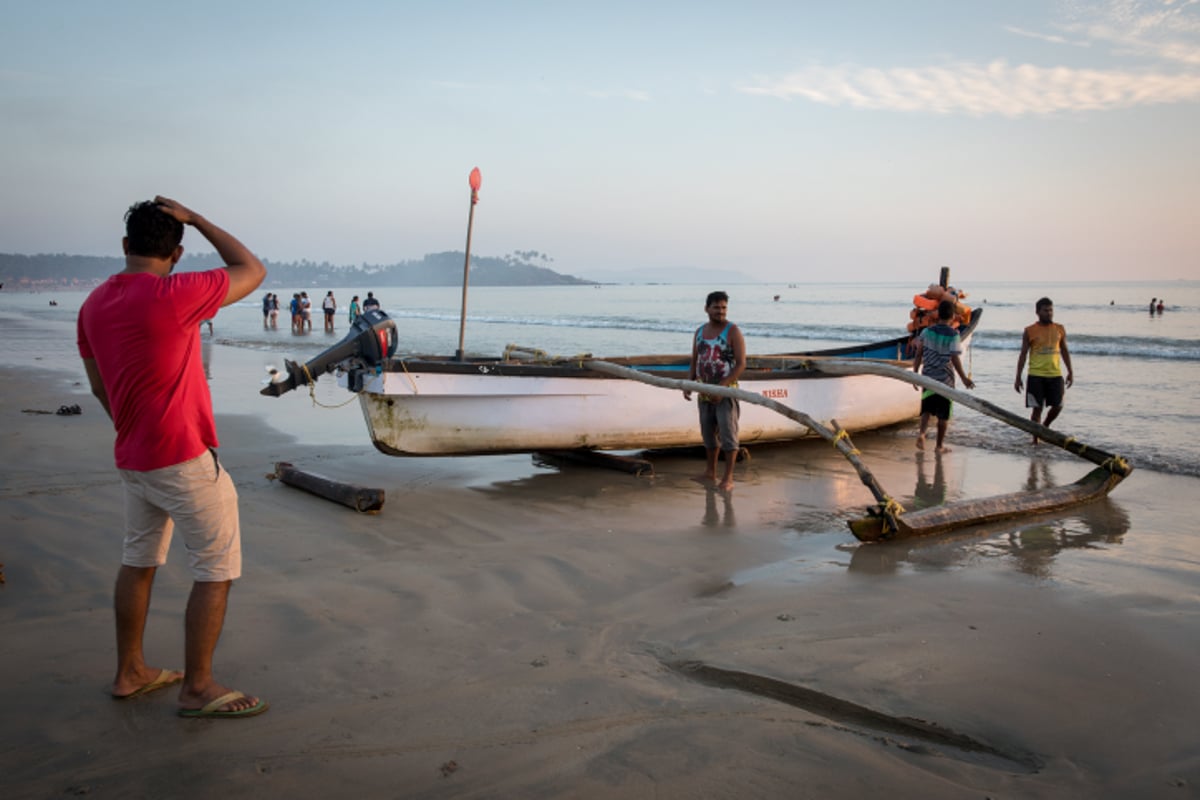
[2, 1, 1197, 284]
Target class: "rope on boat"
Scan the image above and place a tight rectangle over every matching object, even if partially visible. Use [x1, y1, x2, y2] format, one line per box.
[398, 358, 419, 395]
[504, 344, 594, 365]
[881, 496, 906, 534]
[301, 364, 363, 410]
[830, 426, 860, 455]
[1101, 455, 1130, 474]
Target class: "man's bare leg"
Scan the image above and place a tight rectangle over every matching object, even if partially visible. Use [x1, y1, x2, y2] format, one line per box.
[1030, 407, 1043, 444]
[935, 418, 952, 453]
[696, 447, 719, 484]
[112, 565, 181, 697]
[718, 450, 736, 492]
[916, 412, 929, 450]
[177, 580, 261, 713]
[1043, 405, 1063, 429]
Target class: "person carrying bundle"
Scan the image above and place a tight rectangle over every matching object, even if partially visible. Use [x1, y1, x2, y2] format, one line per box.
[912, 300, 975, 452]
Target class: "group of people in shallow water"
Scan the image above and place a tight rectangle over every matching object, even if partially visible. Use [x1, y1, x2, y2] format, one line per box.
[1149, 297, 1167, 314]
[687, 290, 1078, 494]
[260, 290, 382, 334]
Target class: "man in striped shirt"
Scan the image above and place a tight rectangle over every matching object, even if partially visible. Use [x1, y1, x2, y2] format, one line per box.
[913, 300, 975, 452]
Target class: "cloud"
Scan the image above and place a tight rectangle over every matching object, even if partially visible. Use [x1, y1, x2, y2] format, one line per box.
[1003, 25, 1091, 47]
[739, 59, 1200, 116]
[740, 1, 1200, 116]
[1061, 0, 1200, 65]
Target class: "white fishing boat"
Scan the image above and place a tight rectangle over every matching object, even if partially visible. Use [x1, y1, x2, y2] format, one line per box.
[262, 300, 982, 457]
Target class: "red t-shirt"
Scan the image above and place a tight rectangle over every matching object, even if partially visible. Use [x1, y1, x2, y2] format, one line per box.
[77, 269, 230, 471]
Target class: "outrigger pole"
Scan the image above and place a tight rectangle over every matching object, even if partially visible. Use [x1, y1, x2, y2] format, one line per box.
[805, 359, 1132, 476]
[456, 167, 482, 362]
[582, 357, 1131, 543]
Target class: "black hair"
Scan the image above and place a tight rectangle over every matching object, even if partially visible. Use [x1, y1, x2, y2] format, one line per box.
[124, 201, 183, 259]
[937, 299, 956, 320]
[705, 290, 729, 307]
[1036, 297, 1053, 311]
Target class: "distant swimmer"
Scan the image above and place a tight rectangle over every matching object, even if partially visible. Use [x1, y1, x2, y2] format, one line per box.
[1150, 298, 1157, 314]
[1157, 299, 1165, 314]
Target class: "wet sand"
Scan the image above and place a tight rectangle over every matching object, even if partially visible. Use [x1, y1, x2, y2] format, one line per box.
[2, 323, 1198, 798]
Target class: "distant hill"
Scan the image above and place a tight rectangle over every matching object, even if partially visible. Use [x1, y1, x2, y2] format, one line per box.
[0, 250, 594, 289]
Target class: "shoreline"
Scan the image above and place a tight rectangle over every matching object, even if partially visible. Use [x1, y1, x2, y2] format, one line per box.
[3, 317, 1199, 797]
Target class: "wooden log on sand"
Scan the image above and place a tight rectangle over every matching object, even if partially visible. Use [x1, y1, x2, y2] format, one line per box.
[274, 462, 385, 513]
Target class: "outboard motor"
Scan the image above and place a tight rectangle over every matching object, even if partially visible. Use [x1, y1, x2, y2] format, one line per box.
[261, 309, 397, 397]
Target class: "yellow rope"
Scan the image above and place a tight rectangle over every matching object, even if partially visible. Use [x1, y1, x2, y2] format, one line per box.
[1101, 455, 1130, 474]
[832, 428, 850, 445]
[878, 495, 906, 535]
[302, 364, 363, 409]
[398, 358, 419, 395]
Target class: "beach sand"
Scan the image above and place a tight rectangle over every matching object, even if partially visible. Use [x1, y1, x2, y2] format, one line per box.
[2, 329, 1198, 798]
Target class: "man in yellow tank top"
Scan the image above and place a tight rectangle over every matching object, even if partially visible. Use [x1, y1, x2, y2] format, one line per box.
[1014, 297, 1074, 444]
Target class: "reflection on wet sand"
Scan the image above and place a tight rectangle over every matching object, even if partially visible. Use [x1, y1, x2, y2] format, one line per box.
[912, 451, 947, 510]
[702, 487, 736, 529]
[849, 456, 1131, 576]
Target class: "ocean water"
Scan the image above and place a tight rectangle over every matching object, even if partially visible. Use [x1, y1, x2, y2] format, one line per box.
[4, 279, 1198, 477]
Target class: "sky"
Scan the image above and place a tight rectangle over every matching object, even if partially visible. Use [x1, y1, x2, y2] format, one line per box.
[1, 0, 1198, 283]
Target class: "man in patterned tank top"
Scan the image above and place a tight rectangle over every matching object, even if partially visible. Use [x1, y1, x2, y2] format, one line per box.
[684, 291, 746, 491]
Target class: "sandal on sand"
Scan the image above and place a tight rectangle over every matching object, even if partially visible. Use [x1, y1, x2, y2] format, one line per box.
[178, 690, 269, 719]
[55, 404, 82, 416]
[112, 668, 183, 700]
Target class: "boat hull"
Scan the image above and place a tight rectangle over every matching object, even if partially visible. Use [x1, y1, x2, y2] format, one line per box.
[352, 363, 921, 456]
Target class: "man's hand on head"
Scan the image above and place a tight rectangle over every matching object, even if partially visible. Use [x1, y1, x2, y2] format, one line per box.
[153, 196, 200, 226]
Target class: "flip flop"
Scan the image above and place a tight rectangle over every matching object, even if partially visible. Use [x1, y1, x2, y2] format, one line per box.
[113, 668, 184, 700]
[178, 690, 269, 719]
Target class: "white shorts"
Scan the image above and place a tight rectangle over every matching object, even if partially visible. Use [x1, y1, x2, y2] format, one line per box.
[118, 450, 242, 582]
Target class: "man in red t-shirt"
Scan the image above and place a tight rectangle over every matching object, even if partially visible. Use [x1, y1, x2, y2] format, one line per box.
[78, 197, 269, 718]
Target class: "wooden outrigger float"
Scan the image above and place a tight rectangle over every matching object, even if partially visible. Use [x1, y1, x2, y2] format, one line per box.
[583, 359, 1132, 543]
[805, 359, 1132, 541]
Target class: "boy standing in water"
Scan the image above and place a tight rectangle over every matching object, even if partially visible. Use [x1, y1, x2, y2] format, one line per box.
[913, 300, 975, 452]
[1015, 297, 1074, 444]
